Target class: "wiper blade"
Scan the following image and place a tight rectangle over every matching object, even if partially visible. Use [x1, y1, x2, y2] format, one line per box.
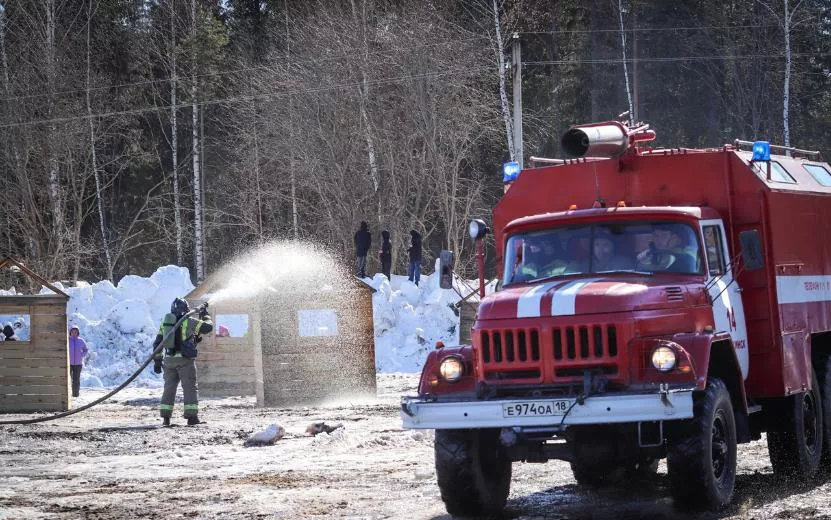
[594, 269, 654, 276]
[527, 274, 563, 284]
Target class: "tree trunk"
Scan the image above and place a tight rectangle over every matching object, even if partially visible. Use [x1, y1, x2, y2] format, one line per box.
[45, 0, 64, 276]
[170, 0, 183, 267]
[782, 0, 792, 150]
[192, 0, 204, 283]
[286, 2, 298, 238]
[349, 0, 381, 226]
[87, 0, 112, 281]
[492, 0, 515, 160]
[0, 3, 8, 90]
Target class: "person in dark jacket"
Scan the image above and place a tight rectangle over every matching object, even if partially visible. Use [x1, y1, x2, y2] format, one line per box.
[407, 230, 422, 286]
[2, 323, 18, 341]
[379, 230, 392, 280]
[354, 221, 372, 278]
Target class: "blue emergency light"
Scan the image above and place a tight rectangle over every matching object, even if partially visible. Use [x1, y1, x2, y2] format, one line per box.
[503, 161, 521, 183]
[752, 141, 771, 161]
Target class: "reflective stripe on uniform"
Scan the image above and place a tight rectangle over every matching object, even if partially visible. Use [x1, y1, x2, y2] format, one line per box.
[160, 404, 174, 410]
[184, 404, 198, 410]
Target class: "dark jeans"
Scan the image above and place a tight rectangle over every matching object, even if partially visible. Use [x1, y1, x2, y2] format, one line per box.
[70, 364, 82, 397]
[381, 259, 391, 280]
[408, 260, 421, 285]
[356, 256, 367, 278]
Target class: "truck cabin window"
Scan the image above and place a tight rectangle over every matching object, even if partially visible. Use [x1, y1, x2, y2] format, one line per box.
[503, 221, 703, 285]
[703, 225, 726, 276]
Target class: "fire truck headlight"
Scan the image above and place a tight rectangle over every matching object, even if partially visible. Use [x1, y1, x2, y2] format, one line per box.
[651, 346, 677, 372]
[468, 219, 489, 241]
[439, 357, 465, 383]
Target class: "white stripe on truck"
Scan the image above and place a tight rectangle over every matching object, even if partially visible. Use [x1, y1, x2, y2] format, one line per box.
[776, 275, 831, 304]
[551, 279, 601, 316]
[517, 282, 559, 318]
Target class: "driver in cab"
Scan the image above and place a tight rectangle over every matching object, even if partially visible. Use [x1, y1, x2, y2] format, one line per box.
[636, 224, 697, 272]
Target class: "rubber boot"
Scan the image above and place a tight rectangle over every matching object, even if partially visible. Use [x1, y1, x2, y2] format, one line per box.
[163, 417, 171, 427]
[187, 416, 202, 426]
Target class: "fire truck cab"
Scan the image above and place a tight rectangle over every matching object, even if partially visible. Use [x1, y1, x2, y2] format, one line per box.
[401, 121, 831, 516]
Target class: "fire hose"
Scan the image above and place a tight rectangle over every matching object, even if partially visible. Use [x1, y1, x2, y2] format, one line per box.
[0, 305, 206, 425]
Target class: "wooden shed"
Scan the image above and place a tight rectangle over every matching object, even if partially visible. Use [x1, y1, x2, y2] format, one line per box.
[0, 257, 70, 412]
[255, 279, 376, 407]
[186, 275, 376, 405]
[186, 272, 259, 398]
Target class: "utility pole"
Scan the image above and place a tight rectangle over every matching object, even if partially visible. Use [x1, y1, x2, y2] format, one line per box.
[511, 32, 523, 167]
[632, 1, 639, 122]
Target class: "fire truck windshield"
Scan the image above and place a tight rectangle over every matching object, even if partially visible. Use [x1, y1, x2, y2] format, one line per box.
[503, 220, 703, 285]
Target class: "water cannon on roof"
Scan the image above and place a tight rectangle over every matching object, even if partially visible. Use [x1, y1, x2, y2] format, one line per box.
[561, 116, 656, 159]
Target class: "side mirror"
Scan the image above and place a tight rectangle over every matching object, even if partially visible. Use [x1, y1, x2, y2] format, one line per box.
[439, 250, 455, 289]
[739, 229, 764, 271]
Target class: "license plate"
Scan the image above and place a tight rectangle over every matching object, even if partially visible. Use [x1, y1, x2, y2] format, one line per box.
[502, 400, 573, 418]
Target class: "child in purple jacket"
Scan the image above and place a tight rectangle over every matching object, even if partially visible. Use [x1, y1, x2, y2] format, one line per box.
[68, 325, 89, 398]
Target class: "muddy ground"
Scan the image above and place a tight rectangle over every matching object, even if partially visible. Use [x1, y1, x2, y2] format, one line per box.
[2, 374, 831, 520]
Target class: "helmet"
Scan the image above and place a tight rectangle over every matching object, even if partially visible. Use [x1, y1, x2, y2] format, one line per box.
[171, 298, 189, 316]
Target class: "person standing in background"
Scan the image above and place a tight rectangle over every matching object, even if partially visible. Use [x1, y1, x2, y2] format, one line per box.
[68, 325, 89, 398]
[379, 230, 392, 280]
[407, 230, 422, 286]
[354, 221, 372, 278]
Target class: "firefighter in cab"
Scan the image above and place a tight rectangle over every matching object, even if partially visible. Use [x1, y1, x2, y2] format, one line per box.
[152, 298, 213, 426]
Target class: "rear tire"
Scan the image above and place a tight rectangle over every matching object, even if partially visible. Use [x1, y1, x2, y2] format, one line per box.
[767, 369, 823, 480]
[815, 356, 831, 469]
[667, 378, 737, 510]
[434, 429, 512, 517]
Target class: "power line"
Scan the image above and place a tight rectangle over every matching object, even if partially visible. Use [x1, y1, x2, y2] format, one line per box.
[0, 35, 490, 105]
[0, 65, 493, 129]
[525, 52, 831, 65]
[518, 23, 783, 35]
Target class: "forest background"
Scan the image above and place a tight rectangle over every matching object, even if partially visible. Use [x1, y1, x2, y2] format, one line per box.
[0, 0, 828, 286]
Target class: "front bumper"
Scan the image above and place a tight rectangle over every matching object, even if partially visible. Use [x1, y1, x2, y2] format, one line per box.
[401, 389, 694, 430]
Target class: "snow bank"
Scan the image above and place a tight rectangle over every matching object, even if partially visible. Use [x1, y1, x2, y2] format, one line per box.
[6, 259, 484, 387]
[368, 259, 464, 372]
[52, 266, 195, 388]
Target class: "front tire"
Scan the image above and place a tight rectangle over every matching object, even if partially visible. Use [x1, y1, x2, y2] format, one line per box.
[767, 369, 823, 480]
[667, 378, 737, 510]
[434, 429, 512, 517]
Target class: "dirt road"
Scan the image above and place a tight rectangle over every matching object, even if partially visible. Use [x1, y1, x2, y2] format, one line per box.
[2, 374, 830, 519]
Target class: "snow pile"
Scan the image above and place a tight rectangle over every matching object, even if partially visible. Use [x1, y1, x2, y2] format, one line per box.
[368, 259, 463, 372]
[4, 255, 487, 387]
[51, 266, 195, 388]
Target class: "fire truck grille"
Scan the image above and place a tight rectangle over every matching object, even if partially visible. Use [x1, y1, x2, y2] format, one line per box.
[552, 325, 618, 360]
[479, 323, 624, 384]
[481, 329, 541, 364]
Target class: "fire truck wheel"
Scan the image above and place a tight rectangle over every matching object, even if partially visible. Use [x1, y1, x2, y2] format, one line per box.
[767, 369, 823, 480]
[434, 428, 512, 517]
[816, 356, 831, 468]
[667, 378, 737, 510]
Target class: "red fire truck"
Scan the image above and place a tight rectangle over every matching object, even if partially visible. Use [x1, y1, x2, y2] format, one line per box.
[401, 121, 831, 516]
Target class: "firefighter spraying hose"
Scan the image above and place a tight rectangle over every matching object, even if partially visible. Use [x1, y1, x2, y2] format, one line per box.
[0, 302, 209, 425]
